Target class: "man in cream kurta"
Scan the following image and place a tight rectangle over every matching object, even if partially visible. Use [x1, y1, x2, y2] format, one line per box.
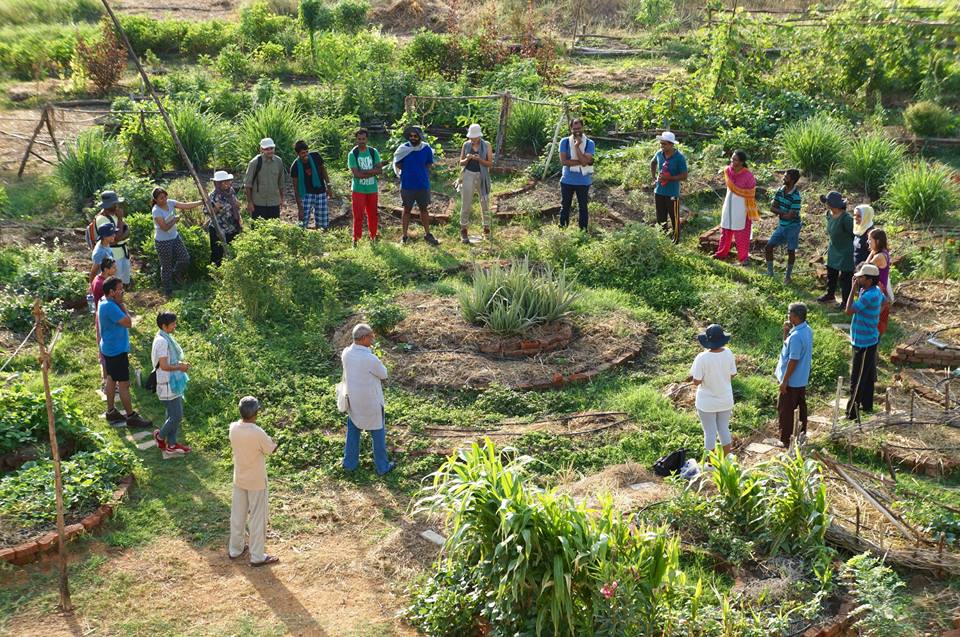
[341, 323, 394, 475]
[228, 396, 279, 566]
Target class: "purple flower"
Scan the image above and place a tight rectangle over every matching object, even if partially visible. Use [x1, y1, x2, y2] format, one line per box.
[600, 581, 619, 600]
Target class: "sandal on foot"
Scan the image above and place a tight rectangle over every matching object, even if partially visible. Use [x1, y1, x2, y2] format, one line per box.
[251, 554, 280, 567]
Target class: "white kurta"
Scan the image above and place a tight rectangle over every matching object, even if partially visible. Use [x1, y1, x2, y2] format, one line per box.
[720, 189, 748, 231]
[341, 343, 388, 430]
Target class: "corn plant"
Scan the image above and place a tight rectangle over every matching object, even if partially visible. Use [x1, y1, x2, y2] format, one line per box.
[780, 113, 848, 177]
[458, 257, 579, 335]
[756, 450, 830, 561]
[707, 448, 762, 537]
[883, 161, 960, 223]
[838, 133, 906, 200]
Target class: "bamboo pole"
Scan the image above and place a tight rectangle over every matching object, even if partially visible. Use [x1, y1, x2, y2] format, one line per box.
[44, 108, 62, 162]
[32, 302, 72, 612]
[97, 0, 227, 251]
[493, 92, 512, 167]
[17, 106, 49, 179]
[541, 106, 567, 181]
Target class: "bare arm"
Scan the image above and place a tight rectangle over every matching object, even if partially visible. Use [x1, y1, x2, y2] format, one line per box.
[174, 200, 202, 210]
[156, 355, 188, 372]
[153, 215, 178, 232]
[650, 157, 658, 179]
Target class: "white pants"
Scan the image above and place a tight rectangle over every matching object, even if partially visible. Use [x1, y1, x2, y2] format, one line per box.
[460, 170, 490, 228]
[229, 484, 268, 563]
[697, 409, 732, 451]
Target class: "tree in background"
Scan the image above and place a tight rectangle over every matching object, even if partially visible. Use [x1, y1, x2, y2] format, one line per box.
[74, 18, 127, 96]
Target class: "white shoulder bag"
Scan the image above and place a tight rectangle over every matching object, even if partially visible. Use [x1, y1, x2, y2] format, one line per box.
[335, 379, 350, 413]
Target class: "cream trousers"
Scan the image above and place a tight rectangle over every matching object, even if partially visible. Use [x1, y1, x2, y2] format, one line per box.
[229, 484, 269, 563]
[460, 170, 490, 228]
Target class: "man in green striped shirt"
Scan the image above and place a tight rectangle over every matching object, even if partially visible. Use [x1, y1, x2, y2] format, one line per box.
[765, 169, 802, 282]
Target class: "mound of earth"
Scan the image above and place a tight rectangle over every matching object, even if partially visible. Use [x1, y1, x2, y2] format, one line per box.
[333, 291, 650, 390]
[372, 0, 453, 32]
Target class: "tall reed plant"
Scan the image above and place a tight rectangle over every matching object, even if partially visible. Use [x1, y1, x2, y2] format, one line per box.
[168, 102, 225, 171]
[231, 101, 306, 168]
[780, 113, 848, 177]
[507, 101, 550, 155]
[55, 129, 120, 211]
[883, 161, 960, 222]
[837, 133, 906, 200]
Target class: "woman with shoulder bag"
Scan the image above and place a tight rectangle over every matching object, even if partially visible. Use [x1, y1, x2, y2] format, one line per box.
[151, 312, 191, 456]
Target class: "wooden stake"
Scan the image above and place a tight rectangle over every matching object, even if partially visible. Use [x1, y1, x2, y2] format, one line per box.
[883, 445, 897, 483]
[494, 92, 512, 167]
[43, 107, 62, 162]
[17, 106, 49, 179]
[832, 375, 842, 433]
[97, 0, 228, 251]
[32, 301, 72, 612]
[909, 390, 915, 424]
[946, 368, 951, 412]
[855, 505, 861, 538]
[884, 387, 890, 422]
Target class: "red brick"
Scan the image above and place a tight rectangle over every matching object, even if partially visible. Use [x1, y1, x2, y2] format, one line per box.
[36, 532, 58, 551]
[64, 523, 84, 539]
[0, 547, 16, 563]
[566, 373, 588, 383]
[822, 621, 843, 637]
[802, 627, 819, 637]
[14, 542, 39, 562]
[521, 340, 541, 351]
[82, 511, 102, 530]
[99, 504, 113, 518]
[940, 630, 960, 637]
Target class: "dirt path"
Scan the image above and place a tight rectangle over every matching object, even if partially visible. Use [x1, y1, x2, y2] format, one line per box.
[112, 0, 240, 20]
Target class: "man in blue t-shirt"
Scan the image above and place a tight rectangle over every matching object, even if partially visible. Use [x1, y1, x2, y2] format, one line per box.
[98, 277, 152, 429]
[775, 302, 813, 447]
[393, 126, 439, 246]
[649, 131, 688, 244]
[558, 119, 595, 230]
[844, 263, 885, 420]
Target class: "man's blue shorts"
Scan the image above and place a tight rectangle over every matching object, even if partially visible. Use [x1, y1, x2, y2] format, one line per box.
[767, 223, 801, 251]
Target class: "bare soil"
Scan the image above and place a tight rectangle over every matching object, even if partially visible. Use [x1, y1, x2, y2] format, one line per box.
[0, 108, 99, 175]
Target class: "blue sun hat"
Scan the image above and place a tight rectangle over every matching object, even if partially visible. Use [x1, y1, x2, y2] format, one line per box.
[697, 324, 731, 349]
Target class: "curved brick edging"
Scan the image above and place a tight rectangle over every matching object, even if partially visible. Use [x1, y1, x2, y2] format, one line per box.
[514, 347, 645, 391]
[0, 474, 134, 566]
[477, 323, 573, 358]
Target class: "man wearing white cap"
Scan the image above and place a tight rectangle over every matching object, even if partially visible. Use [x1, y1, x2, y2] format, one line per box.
[243, 138, 287, 221]
[458, 123, 493, 242]
[208, 170, 243, 266]
[844, 262, 885, 420]
[649, 131, 688, 243]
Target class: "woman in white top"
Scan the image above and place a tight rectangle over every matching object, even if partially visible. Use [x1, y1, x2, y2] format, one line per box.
[689, 324, 737, 455]
[151, 187, 202, 298]
[151, 312, 191, 456]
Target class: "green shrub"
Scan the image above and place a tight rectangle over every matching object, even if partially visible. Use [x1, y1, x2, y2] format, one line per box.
[696, 279, 779, 339]
[117, 107, 168, 176]
[633, 0, 672, 27]
[903, 100, 956, 137]
[126, 212, 211, 284]
[228, 101, 304, 169]
[579, 223, 677, 291]
[168, 102, 224, 171]
[0, 295, 68, 333]
[841, 554, 912, 637]
[459, 257, 579, 335]
[238, 1, 294, 49]
[299, 0, 334, 63]
[5, 243, 87, 303]
[567, 91, 618, 135]
[0, 386, 92, 456]
[333, 0, 368, 33]
[215, 44, 253, 82]
[883, 161, 960, 222]
[404, 31, 462, 79]
[56, 129, 121, 211]
[359, 292, 406, 335]
[117, 15, 186, 57]
[107, 174, 156, 215]
[507, 101, 550, 155]
[180, 20, 238, 57]
[0, 185, 7, 215]
[837, 133, 906, 200]
[780, 113, 848, 177]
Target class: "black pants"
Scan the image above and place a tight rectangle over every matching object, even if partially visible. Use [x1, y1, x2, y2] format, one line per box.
[655, 193, 681, 244]
[777, 386, 808, 447]
[209, 227, 240, 267]
[846, 344, 877, 419]
[560, 183, 589, 230]
[826, 266, 853, 306]
[252, 205, 280, 220]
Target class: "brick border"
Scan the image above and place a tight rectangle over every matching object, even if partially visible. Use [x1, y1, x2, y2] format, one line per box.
[0, 474, 134, 566]
[478, 323, 573, 358]
[514, 346, 645, 391]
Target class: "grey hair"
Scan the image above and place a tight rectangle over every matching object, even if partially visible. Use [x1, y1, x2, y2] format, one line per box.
[352, 323, 373, 341]
[788, 302, 808, 322]
[238, 395, 261, 420]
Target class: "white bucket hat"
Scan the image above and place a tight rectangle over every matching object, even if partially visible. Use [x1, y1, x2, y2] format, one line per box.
[259, 137, 276, 149]
[213, 170, 234, 182]
[467, 123, 483, 139]
[657, 131, 677, 144]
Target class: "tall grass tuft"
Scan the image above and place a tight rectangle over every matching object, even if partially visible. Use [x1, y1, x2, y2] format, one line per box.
[883, 161, 960, 223]
[168, 102, 225, 171]
[55, 129, 120, 211]
[903, 100, 956, 138]
[780, 113, 848, 177]
[837, 133, 906, 200]
[459, 257, 579, 335]
[230, 101, 305, 169]
[507, 101, 550, 155]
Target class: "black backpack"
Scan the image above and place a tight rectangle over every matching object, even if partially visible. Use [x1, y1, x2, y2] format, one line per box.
[653, 448, 687, 477]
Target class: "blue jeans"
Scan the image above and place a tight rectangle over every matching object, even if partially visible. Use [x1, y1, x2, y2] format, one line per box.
[342, 414, 391, 474]
[159, 396, 183, 446]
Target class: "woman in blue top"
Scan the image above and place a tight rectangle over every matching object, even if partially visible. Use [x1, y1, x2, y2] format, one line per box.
[151, 187, 201, 297]
[558, 119, 595, 231]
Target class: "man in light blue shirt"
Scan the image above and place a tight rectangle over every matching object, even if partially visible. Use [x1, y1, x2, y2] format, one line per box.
[558, 119, 595, 230]
[775, 302, 813, 447]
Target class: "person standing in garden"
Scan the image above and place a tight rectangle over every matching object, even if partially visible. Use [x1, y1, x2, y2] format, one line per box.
[348, 128, 384, 246]
[845, 263, 885, 420]
[649, 131, 688, 243]
[341, 323, 394, 475]
[243, 138, 286, 221]
[394, 126, 439, 246]
[228, 396, 280, 567]
[714, 150, 758, 266]
[291, 140, 333, 231]
[151, 312, 191, 456]
[90, 257, 116, 393]
[458, 123, 494, 243]
[852, 204, 875, 267]
[98, 277, 152, 429]
[95, 191, 132, 285]
[689, 324, 737, 456]
[151, 187, 201, 298]
[817, 191, 854, 309]
[558, 118, 595, 231]
[208, 170, 243, 267]
[775, 302, 813, 447]
[764, 169, 803, 282]
[89, 222, 116, 283]
[865, 228, 893, 335]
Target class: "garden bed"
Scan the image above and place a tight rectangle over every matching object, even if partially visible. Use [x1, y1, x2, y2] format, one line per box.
[333, 291, 650, 391]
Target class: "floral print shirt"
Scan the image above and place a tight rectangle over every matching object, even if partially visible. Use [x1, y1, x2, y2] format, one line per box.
[208, 187, 242, 236]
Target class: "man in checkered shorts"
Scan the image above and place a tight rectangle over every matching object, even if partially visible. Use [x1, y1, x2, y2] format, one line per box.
[290, 140, 334, 230]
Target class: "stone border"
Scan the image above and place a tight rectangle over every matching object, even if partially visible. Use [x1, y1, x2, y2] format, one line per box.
[477, 323, 573, 358]
[0, 475, 134, 566]
[514, 347, 644, 391]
